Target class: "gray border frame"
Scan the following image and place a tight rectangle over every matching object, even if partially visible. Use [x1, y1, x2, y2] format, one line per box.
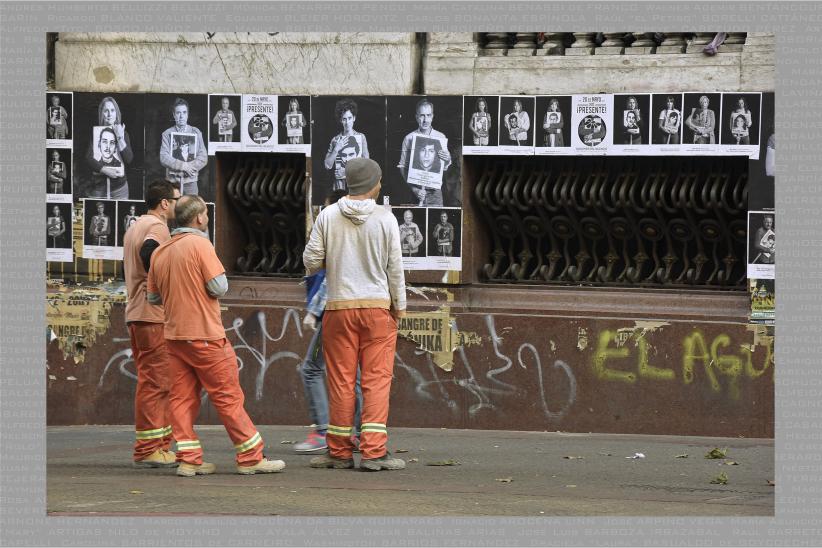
[2, 2, 819, 547]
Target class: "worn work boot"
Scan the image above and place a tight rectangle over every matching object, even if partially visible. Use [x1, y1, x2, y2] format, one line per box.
[309, 453, 355, 469]
[360, 452, 406, 472]
[236, 457, 286, 475]
[133, 449, 179, 468]
[176, 461, 216, 477]
[294, 431, 328, 453]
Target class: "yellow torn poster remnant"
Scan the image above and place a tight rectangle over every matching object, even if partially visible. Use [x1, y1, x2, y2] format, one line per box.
[397, 305, 480, 372]
[46, 283, 126, 363]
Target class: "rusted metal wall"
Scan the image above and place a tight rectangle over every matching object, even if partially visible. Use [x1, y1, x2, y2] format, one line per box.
[46, 279, 773, 438]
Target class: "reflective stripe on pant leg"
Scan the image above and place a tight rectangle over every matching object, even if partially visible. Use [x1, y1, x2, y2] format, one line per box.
[135, 426, 168, 440]
[234, 431, 262, 454]
[360, 422, 387, 435]
[176, 440, 202, 451]
[326, 425, 353, 437]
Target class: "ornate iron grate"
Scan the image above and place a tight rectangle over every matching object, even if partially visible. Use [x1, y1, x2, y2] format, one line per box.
[473, 156, 748, 289]
[225, 154, 306, 277]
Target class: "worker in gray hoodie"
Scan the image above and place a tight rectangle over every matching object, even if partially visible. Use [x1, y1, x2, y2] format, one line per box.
[303, 157, 407, 472]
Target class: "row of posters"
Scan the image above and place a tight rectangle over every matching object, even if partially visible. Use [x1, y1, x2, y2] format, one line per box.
[461, 93, 765, 157]
[46, 91, 769, 206]
[46, 199, 214, 263]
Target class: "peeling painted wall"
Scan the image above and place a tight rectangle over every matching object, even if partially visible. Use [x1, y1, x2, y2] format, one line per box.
[47, 288, 773, 438]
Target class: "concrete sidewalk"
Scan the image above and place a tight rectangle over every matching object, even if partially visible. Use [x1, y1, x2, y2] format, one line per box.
[47, 426, 773, 516]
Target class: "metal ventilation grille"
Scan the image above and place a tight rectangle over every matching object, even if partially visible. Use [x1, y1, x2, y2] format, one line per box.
[225, 155, 306, 276]
[473, 156, 748, 289]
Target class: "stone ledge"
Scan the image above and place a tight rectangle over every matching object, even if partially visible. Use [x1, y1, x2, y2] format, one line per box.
[58, 32, 416, 45]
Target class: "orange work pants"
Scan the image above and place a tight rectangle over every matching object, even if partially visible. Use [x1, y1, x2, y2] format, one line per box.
[128, 322, 173, 460]
[322, 308, 398, 460]
[166, 338, 264, 466]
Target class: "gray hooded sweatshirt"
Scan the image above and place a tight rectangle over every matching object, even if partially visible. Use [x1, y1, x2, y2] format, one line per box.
[303, 197, 406, 313]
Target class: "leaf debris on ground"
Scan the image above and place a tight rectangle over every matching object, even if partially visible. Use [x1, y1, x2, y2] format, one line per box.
[496, 477, 513, 483]
[710, 472, 729, 485]
[408, 458, 419, 463]
[722, 460, 740, 466]
[705, 447, 728, 459]
[674, 453, 689, 458]
[626, 452, 645, 459]
[598, 452, 613, 457]
[280, 440, 296, 444]
[426, 459, 461, 466]
[129, 490, 143, 495]
[563, 455, 584, 460]
[395, 449, 409, 453]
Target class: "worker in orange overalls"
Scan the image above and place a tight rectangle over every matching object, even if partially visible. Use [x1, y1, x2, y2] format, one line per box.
[123, 180, 181, 468]
[147, 194, 285, 477]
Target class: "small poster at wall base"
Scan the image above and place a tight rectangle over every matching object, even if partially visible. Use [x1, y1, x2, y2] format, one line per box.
[749, 278, 775, 323]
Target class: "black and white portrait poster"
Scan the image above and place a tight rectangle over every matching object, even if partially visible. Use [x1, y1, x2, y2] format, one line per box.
[747, 211, 775, 280]
[241, 94, 277, 151]
[650, 93, 684, 152]
[535, 95, 573, 155]
[462, 95, 499, 155]
[498, 95, 536, 154]
[207, 94, 241, 155]
[115, 200, 148, 249]
[393, 207, 427, 268]
[81, 198, 117, 260]
[46, 148, 72, 203]
[144, 93, 210, 199]
[570, 94, 613, 154]
[276, 95, 311, 155]
[720, 92, 762, 158]
[682, 92, 722, 154]
[46, 91, 73, 148]
[407, 134, 447, 190]
[311, 96, 386, 205]
[46, 202, 73, 263]
[610, 94, 651, 153]
[73, 92, 145, 200]
[386, 95, 462, 208]
[427, 207, 462, 270]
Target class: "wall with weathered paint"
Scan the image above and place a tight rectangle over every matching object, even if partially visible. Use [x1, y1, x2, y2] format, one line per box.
[47, 280, 773, 437]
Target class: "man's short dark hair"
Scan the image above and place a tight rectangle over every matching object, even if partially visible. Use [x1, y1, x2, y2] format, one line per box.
[334, 98, 358, 121]
[173, 97, 189, 112]
[145, 180, 178, 210]
[175, 195, 206, 227]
